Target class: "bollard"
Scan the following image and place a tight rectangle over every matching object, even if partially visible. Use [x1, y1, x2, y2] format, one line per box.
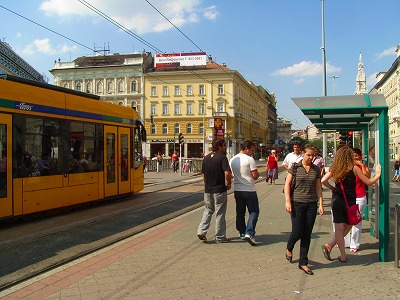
[395, 203, 400, 268]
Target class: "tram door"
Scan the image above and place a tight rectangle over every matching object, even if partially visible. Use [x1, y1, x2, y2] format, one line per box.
[104, 126, 131, 197]
[0, 114, 12, 218]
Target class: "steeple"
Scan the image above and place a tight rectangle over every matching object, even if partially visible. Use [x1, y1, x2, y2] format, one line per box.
[355, 52, 367, 95]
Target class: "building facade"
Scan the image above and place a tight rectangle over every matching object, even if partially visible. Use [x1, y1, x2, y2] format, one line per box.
[144, 55, 277, 160]
[50, 52, 154, 123]
[370, 45, 400, 159]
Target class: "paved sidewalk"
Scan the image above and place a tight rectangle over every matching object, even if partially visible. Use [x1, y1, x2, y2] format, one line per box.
[1, 173, 400, 299]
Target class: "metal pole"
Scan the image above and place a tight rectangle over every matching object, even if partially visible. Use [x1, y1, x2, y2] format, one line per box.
[202, 97, 206, 155]
[321, 0, 328, 161]
[395, 203, 400, 268]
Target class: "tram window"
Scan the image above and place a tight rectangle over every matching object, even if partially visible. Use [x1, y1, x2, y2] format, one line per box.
[70, 122, 98, 173]
[133, 127, 143, 169]
[23, 117, 62, 177]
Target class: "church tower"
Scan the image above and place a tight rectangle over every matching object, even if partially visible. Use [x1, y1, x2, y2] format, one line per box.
[355, 52, 368, 95]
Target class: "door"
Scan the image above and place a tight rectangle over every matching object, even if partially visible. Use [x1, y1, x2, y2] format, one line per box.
[118, 127, 130, 194]
[0, 114, 12, 218]
[104, 126, 118, 197]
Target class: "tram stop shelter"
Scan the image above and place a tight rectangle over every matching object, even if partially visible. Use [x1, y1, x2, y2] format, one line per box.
[291, 94, 389, 262]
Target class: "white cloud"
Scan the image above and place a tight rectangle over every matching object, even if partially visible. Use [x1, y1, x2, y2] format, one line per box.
[272, 60, 341, 77]
[22, 38, 77, 56]
[39, 0, 215, 34]
[367, 73, 378, 88]
[375, 46, 397, 60]
[294, 78, 305, 85]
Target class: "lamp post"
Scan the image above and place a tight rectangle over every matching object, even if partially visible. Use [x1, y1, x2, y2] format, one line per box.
[329, 75, 339, 95]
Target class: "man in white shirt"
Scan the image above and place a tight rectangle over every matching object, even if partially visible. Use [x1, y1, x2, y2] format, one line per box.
[282, 142, 303, 171]
[229, 140, 259, 246]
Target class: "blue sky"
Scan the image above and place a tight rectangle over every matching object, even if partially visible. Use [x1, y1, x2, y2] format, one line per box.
[1, 0, 399, 130]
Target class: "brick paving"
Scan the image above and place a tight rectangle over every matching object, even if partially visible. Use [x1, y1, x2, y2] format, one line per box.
[1, 170, 399, 299]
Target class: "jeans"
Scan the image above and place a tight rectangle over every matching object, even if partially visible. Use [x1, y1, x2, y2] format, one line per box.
[197, 192, 228, 239]
[234, 191, 259, 237]
[287, 201, 317, 267]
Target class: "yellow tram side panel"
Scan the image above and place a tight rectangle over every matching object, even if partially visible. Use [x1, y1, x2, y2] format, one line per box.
[132, 168, 144, 193]
[22, 173, 100, 215]
[0, 80, 66, 112]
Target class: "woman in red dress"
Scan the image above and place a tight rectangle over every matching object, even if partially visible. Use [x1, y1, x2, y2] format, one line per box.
[266, 150, 279, 184]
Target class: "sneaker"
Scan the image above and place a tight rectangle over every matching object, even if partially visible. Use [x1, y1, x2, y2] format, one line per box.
[197, 234, 207, 241]
[215, 237, 231, 243]
[239, 234, 246, 240]
[350, 248, 358, 253]
[245, 234, 256, 246]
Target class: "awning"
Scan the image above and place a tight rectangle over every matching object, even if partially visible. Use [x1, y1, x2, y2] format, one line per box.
[291, 94, 387, 131]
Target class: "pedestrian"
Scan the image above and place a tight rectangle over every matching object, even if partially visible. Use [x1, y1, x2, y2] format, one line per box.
[312, 148, 325, 177]
[284, 144, 324, 275]
[266, 150, 278, 184]
[391, 160, 399, 181]
[143, 156, 148, 173]
[182, 160, 190, 173]
[229, 140, 260, 246]
[197, 139, 232, 243]
[321, 146, 381, 263]
[156, 152, 163, 173]
[282, 142, 303, 192]
[172, 151, 179, 172]
[346, 147, 371, 252]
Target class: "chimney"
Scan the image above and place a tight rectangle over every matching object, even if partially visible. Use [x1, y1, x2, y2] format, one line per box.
[208, 55, 212, 62]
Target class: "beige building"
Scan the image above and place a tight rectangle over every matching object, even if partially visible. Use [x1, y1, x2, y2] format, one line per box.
[370, 44, 400, 158]
[144, 55, 277, 159]
[50, 52, 154, 122]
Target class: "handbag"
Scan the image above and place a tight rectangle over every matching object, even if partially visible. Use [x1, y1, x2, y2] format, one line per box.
[339, 181, 362, 225]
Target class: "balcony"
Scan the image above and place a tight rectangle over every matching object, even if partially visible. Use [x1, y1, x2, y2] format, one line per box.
[213, 112, 228, 117]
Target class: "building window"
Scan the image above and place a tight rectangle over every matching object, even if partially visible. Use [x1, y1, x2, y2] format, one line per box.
[86, 82, 92, 93]
[186, 123, 192, 134]
[162, 124, 168, 134]
[163, 86, 169, 96]
[108, 81, 114, 94]
[174, 103, 181, 115]
[151, 86, 157, 96]
[151, 124, 156, 134]
[186, 103, 193, 114]
[187, 85, 193, 95]
[199, 102, 205, 114]
[118, 80, 124, 93]
[218, 84, 224, 94]
[131, 81, 138, 93]
[199, 123, 204, 134]
[199, 84, 205, 95]
[96, 81, 103, 94]
[174, 85, 180, 96]
[174, 123, 180, 134]
[162, 103, 169, 115]
[151, 104, 156, 115]
[217, 102, 224, 112]
[76, 82, 82, 91]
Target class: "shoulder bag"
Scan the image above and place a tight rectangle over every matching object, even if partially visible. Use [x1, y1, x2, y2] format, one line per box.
[339, 181, 362, 225]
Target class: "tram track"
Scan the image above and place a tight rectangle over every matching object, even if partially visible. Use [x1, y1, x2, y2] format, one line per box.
[0, 178, 205, 292]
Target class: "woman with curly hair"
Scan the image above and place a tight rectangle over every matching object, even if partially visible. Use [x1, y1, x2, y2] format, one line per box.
[320, 146, 381, 263]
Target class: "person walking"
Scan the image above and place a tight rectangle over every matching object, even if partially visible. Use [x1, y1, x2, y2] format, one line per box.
[171, 151, 179, 173]
[156, 152, 163, 173]
[391, 160, 399, 181]
[282, 142, 303, 192]
[344, 147, 371, 252]
[284, 145, 324, 275]
[229, 140, 260, 246]
[197, 139, 232, 243]
[266, 150, 278, 184]
[321, 146, 381, 263]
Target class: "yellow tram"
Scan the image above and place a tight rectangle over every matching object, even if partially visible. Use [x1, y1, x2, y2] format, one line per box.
[0, 74, 145, 219]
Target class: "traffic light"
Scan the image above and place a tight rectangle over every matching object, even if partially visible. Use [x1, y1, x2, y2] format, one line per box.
[338, 131, 353, 146]
[178, 133, 184, 144]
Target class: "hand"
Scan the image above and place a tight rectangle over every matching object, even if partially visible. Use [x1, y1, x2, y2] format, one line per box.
[285, 201, 292, 213]
[319, 205, 324, 216]
[355, 160, 363, 167]
[375, 164, 382, 176]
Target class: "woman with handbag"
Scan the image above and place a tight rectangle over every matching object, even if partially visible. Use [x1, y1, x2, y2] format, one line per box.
[266, 150, 279, 184]
[284, 145, 324, 275]
[321, 146, 381, 263]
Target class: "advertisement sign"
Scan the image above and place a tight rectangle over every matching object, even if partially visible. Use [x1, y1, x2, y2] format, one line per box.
[155, 52, 207, 68]
[214, 118, 223, 129]
[214, 129, 225, 139]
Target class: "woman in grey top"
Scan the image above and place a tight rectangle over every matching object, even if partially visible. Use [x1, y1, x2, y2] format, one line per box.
[284, 145, 324, 275]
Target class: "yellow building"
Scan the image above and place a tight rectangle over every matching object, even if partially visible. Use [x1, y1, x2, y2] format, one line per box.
[145, 54, 276, 159]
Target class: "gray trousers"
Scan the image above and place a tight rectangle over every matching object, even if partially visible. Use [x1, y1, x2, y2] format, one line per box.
[197, 192, 228, 239]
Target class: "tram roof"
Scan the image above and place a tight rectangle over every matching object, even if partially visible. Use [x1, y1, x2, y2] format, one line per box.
[291, 94, 388, 131]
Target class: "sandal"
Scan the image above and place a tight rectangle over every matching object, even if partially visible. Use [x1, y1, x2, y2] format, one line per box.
[321, 244, 332, 261]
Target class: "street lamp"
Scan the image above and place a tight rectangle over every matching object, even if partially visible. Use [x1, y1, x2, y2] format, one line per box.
[202, 97, 206, 155]
[329, 75, 340, 95]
